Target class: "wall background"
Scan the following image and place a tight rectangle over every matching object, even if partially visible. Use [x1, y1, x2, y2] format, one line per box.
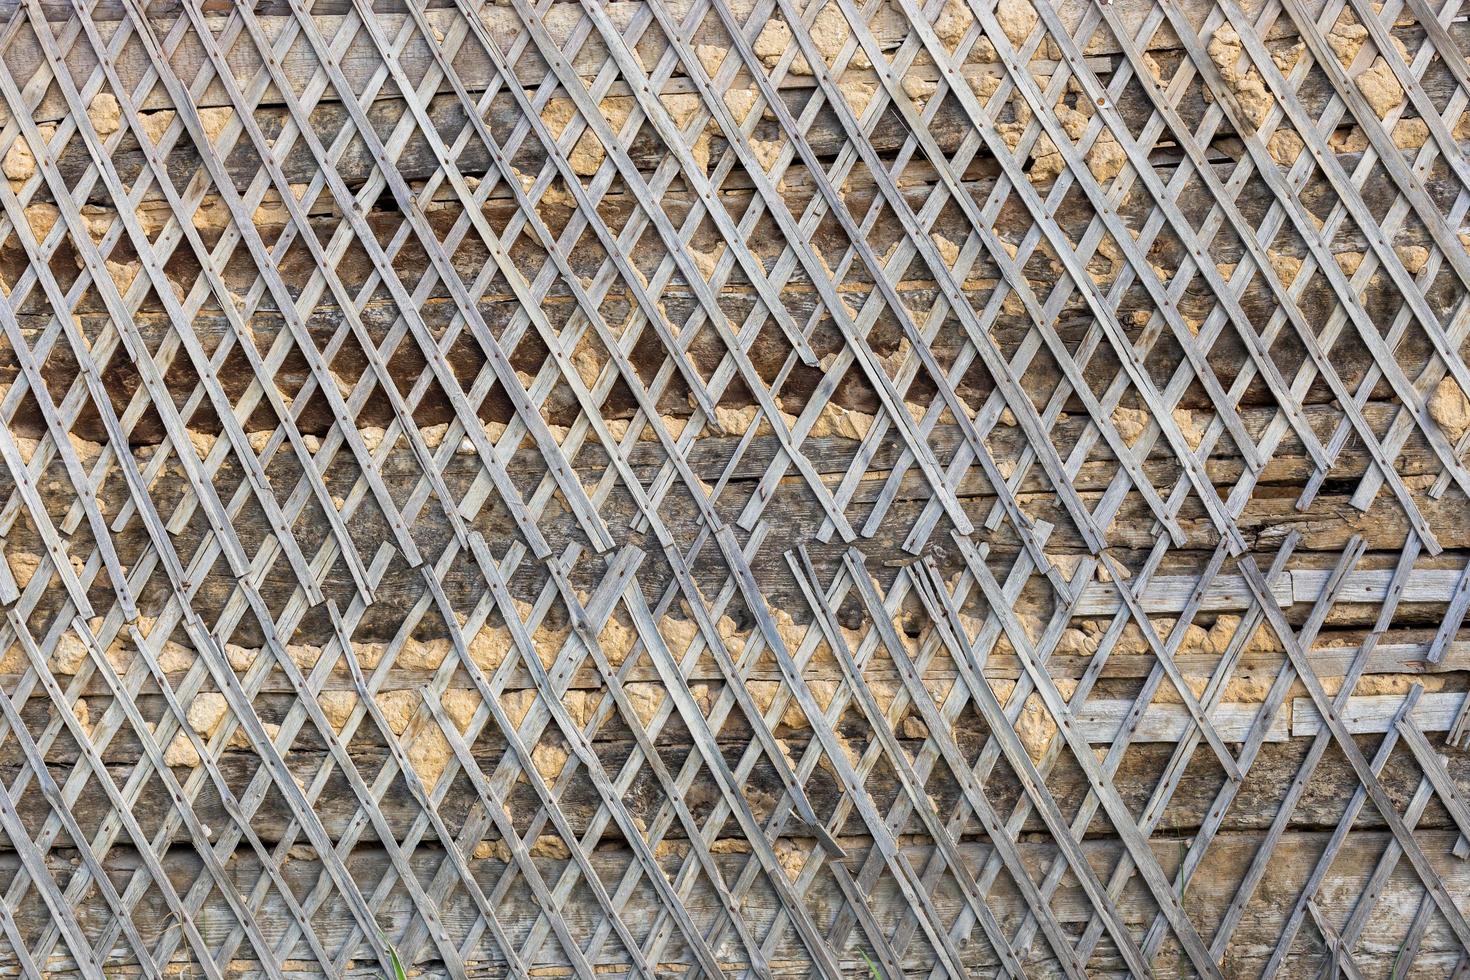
[0, 0, 1466, 975]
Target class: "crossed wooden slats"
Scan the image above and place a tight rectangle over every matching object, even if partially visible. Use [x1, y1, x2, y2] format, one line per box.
[0, 0, 1464, 975]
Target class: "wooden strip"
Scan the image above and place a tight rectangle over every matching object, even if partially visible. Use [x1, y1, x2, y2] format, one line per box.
[1241, 556, 1470, 953]
[795, 549, 1038, 978]
[1263, 687, 1422, 978]
[1292, 691, 1470, 734]
[0, 0, 1463, 975]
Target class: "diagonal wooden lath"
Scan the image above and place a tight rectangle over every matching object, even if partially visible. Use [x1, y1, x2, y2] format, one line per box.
[0, 0, 1465, 976]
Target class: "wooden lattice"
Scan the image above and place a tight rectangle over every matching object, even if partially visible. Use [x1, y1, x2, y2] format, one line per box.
[0, 0, 1469, 975]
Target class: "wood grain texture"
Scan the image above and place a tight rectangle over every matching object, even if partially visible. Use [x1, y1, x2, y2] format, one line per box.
[0, 0, 1467, 975]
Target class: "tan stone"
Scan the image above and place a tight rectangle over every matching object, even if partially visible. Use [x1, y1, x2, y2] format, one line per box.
[88, 92, 121, 136]
[691, 243, 725, 281]
[318, 691, 359, 733]
[1207, 26, 1274, 128]
[105, 259, 142, 294]
[902, 75, 938, 102]
[138, 109, 175, 146]
[531, 742, 570, 781]
[994, 0, 1037, 47]
[571, 340, 603, 388]
[754, 19, 792, 65]
[1267, 250, 1302, 287]
[529, 835, 572, 859]
[376, 690, 418, 736]
[1087, 130, 1127, 182]
[3, 125, 53, 182]
[625, 682, 667, 726]
[397, 638, 449, 670]
[547, 689, 587, 730]
[469, 624, 512, 671]
[1028, 131, 1065, 182]
[24, 203, 59, 242]
[1268, 129, 1304, 167]
[287, 644, 323, 670]
[187, 692, 230, 738]
[1356, 57, 1403, 118]
[1336, 251, 1364, 277]
[71, 698, 91, 736]
[158, 640, 195, 673]
[934, 0, 973, 47]
[51, 630, 89, 674]
[1395, 244, 1429, 276]
[473, 839, 510, 861]
[406, 727, 452, 790]
[696, 44, 726, 76]
[198, 107, 233, 145]
[164, 730, 200, 768]
[541, 98, 610, 177]
[186, 429, 217, 459]
[597, 614, 639, 666]
[930, 232, 961, 267]
[808, 403, 874, 440]
[1393, 118, 1429, 149]
[723, 88, 759, 125]
[1429, 377, 1470, 442]
[1005, 677, 1079, 762]
[749, 139, 784, 173]
[1111, 406, 1150, 447]
[438, 687, 473, 737]
[1327, 13, 1368, 65]
[808, 3, 852, 60]
[836, 78, 877, 119]
[773, 838, 807, 881]
[1171, 407, 1207, 450]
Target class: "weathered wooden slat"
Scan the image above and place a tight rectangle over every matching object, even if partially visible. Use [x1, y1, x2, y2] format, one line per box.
[0, 830, 1462, 976]
[0, 0, 1466, 975]
[1291, 691, 1470, 735]
[0, 0, 1450, 122]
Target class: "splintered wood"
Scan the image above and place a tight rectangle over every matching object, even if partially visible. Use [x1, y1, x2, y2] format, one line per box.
[2, 0, 1470, 975]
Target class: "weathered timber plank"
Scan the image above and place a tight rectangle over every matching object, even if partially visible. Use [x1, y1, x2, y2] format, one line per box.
[1292, 691, 1470, 735]
[0, 0, 1436, 122]
[0, 829, 1465, 977]
[0, 699, 1455, 846]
